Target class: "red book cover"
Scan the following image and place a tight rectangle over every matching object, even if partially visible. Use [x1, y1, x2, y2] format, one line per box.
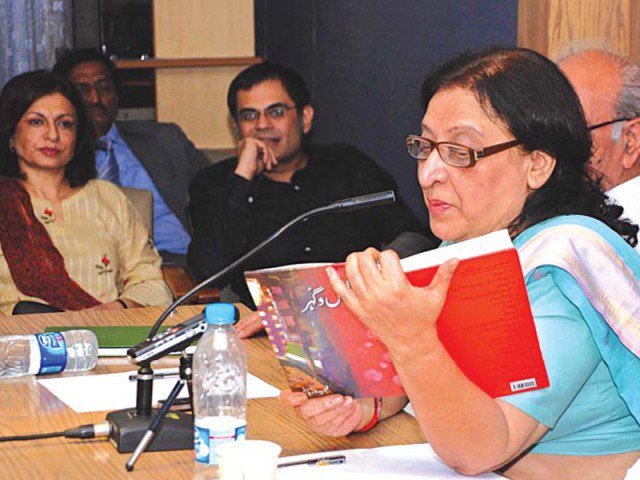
[244, 230, 549, 398]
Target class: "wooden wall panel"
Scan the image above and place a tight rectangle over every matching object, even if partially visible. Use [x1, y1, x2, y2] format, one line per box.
[631, 0, 640, 63]
[518, 0, 549, 55]
[153, 0, 254, 58]
[155, 67, 244, 149]
[153, 0, 255, 148]
[547, 0, 630, 56]
[518, 0, 639, 63]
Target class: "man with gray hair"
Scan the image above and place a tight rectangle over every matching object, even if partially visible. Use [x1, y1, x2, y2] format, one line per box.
[559, 48, 640, 240]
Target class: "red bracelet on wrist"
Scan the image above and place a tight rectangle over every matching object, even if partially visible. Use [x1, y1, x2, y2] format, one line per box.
[355, 397, 382, 433]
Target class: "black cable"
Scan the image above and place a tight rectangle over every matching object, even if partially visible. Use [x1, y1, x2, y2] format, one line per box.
[0, 431, 65, 442]
[0, 422, 111, 442]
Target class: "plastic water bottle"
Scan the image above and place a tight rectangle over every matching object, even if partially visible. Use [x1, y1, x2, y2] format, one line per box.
[193, 303, 247, 480]
[0, 330, 98, 379]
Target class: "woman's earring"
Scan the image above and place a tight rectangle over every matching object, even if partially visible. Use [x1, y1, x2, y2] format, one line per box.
[9, 141, 15, 153]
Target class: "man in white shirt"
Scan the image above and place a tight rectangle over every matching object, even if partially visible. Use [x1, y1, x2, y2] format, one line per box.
[559, 48, 640, 246]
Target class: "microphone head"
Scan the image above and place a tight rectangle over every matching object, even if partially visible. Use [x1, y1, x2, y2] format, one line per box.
[327, 190, 396, 213]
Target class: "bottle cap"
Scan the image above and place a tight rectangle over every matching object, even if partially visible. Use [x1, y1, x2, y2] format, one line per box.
[204, 303, 238, 325]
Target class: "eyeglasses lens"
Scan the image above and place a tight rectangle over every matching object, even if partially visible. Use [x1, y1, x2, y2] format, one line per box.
[266, 106, 286, 119]
[441, 145, 471, 166]
[407, 138, 431, 159]
[238, 106, 290, 123]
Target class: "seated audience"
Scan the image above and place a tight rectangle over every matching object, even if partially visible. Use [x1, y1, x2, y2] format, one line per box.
[280, 47, 640, 479]
[53, 49, 208, 265]
[0, 71, 172, 315]
[558, 47, 640, 250]
[188, 61, 432, 311]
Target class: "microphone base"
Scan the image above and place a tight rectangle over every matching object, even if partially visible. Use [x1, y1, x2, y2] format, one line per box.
[107, 408, 193, 453]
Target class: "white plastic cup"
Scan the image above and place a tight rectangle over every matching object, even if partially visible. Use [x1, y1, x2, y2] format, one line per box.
[217, 440, 282, 480]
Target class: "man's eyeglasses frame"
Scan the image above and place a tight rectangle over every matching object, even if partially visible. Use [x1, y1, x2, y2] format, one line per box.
[236, 104, 297, 124]
[587, 118, 633, 131]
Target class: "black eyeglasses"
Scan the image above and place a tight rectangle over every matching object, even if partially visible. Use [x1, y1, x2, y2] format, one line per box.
[406, 135, 521, 168]
[236, 104, 296, 124]
[588, 118, 632, 131]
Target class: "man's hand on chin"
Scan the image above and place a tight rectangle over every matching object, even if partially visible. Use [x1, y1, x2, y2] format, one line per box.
[235, 138, 278, 181]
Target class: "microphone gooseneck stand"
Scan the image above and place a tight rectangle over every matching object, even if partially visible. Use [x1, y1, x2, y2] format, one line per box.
[116, 190, 396, 471]
[124, 354, 193, 471]
[147, 190, 397, 340]
[107, 353, 195, 458]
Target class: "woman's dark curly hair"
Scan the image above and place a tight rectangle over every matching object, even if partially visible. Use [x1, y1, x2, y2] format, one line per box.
[0, 70, 96, 187]
[421, 46, 638, 246]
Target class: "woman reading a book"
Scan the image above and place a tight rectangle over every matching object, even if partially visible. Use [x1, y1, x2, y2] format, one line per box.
[280, 47, 640, 479]
[0, 71, 172, 315]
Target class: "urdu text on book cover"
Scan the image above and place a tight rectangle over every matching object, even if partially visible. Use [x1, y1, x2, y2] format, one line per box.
[245, 230, 549, 398]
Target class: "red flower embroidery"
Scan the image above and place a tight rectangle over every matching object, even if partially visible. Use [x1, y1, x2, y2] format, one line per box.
[96, 254, 113, 275]
[40, 207, 55, 224]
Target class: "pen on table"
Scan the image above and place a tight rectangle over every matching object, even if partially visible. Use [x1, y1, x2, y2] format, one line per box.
[128, 371, 179, 382]
[278, 454, 346, 468]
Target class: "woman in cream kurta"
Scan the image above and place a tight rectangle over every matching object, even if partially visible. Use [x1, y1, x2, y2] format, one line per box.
[0, 180, 172, 315]
[0, 71, 171, 315]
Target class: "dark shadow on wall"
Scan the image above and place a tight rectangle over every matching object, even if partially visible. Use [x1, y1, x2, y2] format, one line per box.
[255, 0, 518, 226]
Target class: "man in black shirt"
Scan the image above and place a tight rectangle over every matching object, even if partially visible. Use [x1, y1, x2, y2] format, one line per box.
[188, 62, 431, 308]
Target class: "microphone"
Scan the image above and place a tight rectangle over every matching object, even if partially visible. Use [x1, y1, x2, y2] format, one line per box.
[115, 190, 397, 461]
[137, 189, 396, 344]
[323, 190, 395, 213]
[127, 313, 206, 364]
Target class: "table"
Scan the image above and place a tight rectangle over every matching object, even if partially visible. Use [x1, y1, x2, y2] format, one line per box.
[0, 306, 425, 479]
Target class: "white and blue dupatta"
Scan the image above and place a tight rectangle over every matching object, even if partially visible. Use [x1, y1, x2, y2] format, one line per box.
[514, 215, 640, 421]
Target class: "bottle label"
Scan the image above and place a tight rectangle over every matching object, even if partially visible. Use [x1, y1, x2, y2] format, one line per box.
[194, 416, 247, 465]
[33, 333, 68, 375]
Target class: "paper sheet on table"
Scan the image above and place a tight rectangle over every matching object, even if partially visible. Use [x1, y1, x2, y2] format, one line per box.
[277, 444, 503, 479]
[37, 369, 280, 413]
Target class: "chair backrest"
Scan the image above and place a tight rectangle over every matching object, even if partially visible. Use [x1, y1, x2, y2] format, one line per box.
[200, 148, 234, 165]
[119, 186, 154, 238]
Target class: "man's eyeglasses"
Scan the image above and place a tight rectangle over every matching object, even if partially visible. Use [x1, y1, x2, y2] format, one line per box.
[236, 104, 296, 124]
[588, 118, 632, 131]
[406, 135, 521, 168]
